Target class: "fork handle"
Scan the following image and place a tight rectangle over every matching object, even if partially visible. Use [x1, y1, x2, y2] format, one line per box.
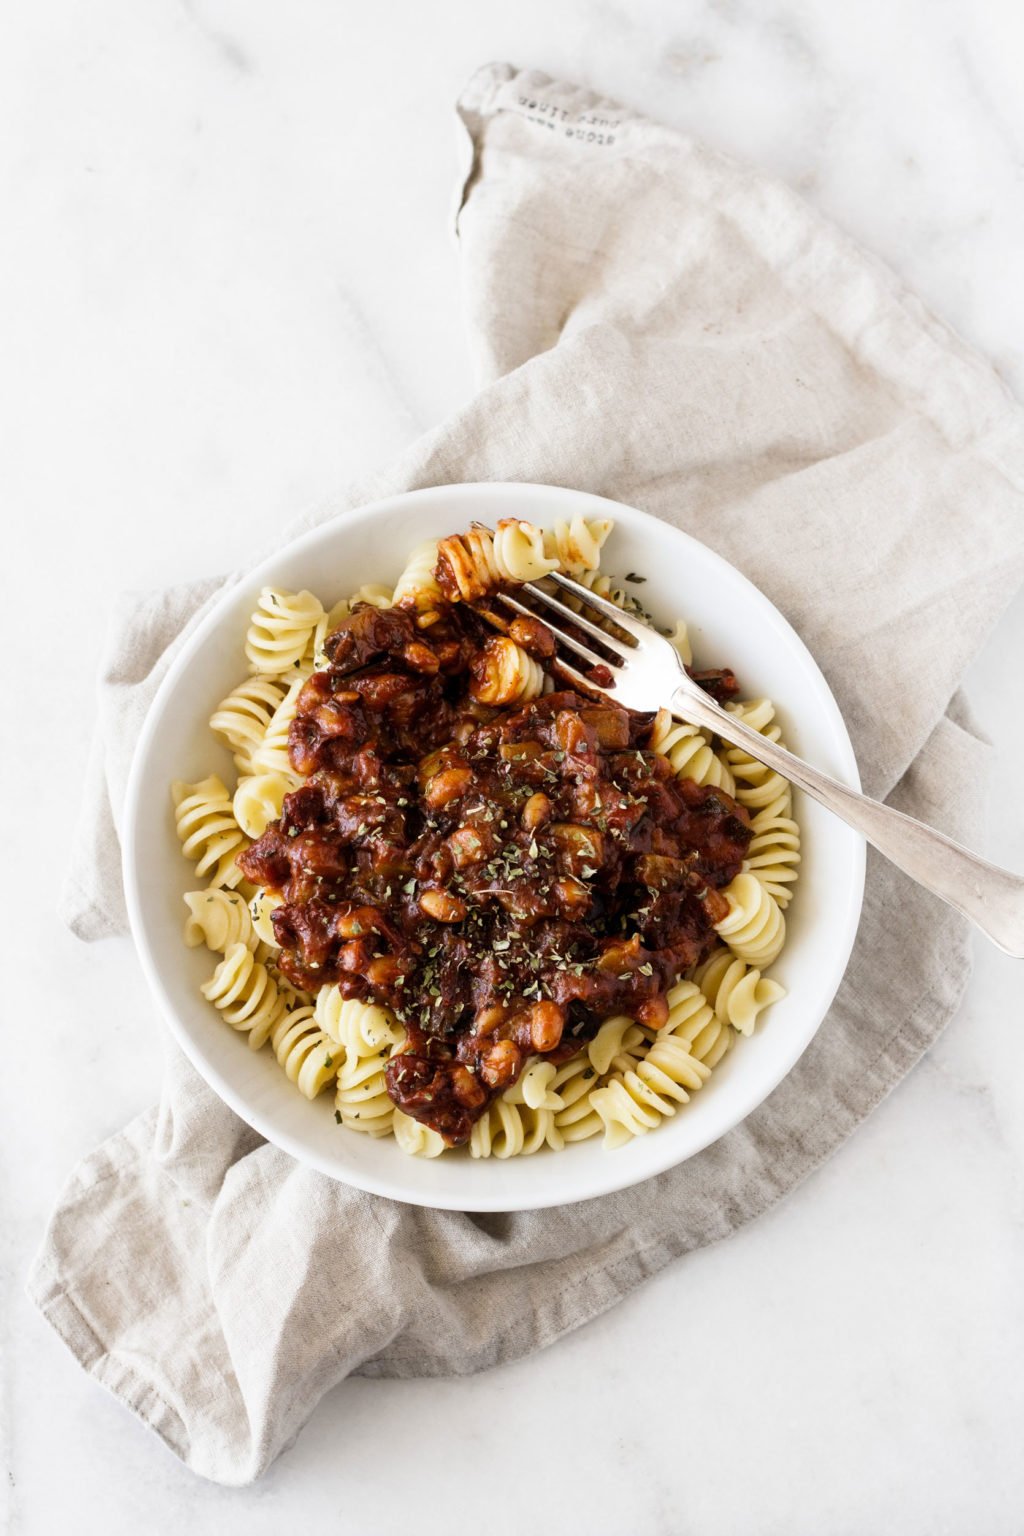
[671, 686, 1024, 958]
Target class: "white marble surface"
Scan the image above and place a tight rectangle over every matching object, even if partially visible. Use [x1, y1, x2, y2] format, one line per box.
[3, 1, 1024, 1530]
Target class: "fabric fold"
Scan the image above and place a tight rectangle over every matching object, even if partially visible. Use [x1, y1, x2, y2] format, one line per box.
[29, 62, 1024, 1484]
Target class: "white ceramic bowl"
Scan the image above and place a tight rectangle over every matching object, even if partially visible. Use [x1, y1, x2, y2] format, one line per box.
[124, 483, 865, 1211]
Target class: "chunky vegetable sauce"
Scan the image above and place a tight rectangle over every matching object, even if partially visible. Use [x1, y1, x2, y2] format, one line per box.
[237, 602, 752, 1144]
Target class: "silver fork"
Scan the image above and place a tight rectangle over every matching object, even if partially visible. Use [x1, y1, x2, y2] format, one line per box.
[490, 570, 1024, 957]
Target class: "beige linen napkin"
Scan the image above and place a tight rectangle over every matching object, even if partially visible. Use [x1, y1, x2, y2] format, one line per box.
[30, 63, 1024, 1485]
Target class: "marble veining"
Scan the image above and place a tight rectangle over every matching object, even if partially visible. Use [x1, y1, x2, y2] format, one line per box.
[2, 1, 1023, 1531]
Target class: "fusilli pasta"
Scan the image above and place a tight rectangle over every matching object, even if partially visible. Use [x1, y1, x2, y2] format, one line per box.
[649, 708, 736, 793]
[172, 775, 248, 888]
[334, 1048, 399, 1137]
[245, 587, 325, 674]
[249, 886, 283, 950]
[469, 1096, 564, 1158]
[540, 515, 613, 573]
[691, 947, 785, 1037]
[392, 539, 443, 617]
[470, 635, 545, 705]
[183, 888, 256, 954]
[349, 583, 393, 610]
[393, 1108, 446, 1158]
[232, 772, 292, 840]
[200, 942, 287, 1049]
[209, 675, 289, 773]
[270, 1004, 340, 1099]
[743, 799, 801, 908]
[714, 872, 786, 968]
[249, 673, 308, 781]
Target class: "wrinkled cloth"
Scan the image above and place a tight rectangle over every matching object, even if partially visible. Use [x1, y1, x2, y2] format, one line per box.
[29, 63, 1024, 1485]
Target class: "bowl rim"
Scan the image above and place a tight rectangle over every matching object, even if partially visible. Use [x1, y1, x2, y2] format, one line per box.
[122, 482, 866, 1210]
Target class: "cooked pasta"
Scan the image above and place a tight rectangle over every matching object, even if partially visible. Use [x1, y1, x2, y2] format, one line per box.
[506, 1056, 565, 1112]
[232, 772, 292, 840]
[541, 515, 613, 572]
[249, 674, 308, 782]
[392, 539, 443, 617]
[691, 948, 786, 1037]
[393, 1108, 446, 1158]
[200, 942, 287, 1049]
[313, 992, 405, 1133]
[587, 1014, 645, 1075]
[436, 521, 558, 602]
[270, 1004, 339, 1099]
[183, 888, 256, 954]
[722, 698, 794, 813]
[743, 799, 802, 908]
[714, 872, 787, 968]
[249, 886, 283, 949]
[666, 618, 693, 668]
[589, 1071, 678, 1149]
[349, 583, 393, 610]
[649, 708, 736, 793]
[469, 1097, 563, 1158]
[210, 675, 289, 773]
[470, 635, 545, 705]
[311, 598, 351, 669]
[663, 977, 733, 1069]
[550, 1052, 605, 1142]
[245, 587, 325, 674]
[334, 1047, 399, 1137]
[172, 776, 248, 888]
[314, 988, 402, 1054]
[435, 514, 615, 604]
[177, 518, 801, 1159]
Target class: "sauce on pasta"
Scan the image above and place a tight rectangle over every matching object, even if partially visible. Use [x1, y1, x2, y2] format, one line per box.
[237, 600, 752, 1144]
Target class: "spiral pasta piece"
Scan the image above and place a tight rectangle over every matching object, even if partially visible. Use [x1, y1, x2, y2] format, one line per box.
[314, 989, 402, 1054]
[690, 948, 786, 1037]
[666, 618, 693, 667]
[469, 1097, 563, 1158]
[249, 887, 283, 950]
[436, 515, 614, 603]
[209, 675, 289, 773]
[589, 1072, 678, 1148]
[540, 516, 613, 573]
[743, 806, 801, 908]
[504, 1057, 563, 1112]
[245, 588, 325, 674]
[714, 872, 786, 968]
[587, 1015, 645, 1075]
[249, 673, 308, 781]
[393, 1109, 446, 1158]
[334, 1049, 398, 1137]
[663, 977, 733, 1068]
[200, 942, 287, 1049]
[722, 698, 794, 815]
[270, 1004, 340, 1098]
[435, 522, 554, 603]
[349, 583, 393, 610]
[183, 888, 256, 954]
[649, 709, 736, 793]
[392, 539, 444, 618]
[172, 776, 248, 888]
[311, 598, 352, 669]
[635, 1030, 711, 1105]
[550, 1053, 604, 1142]
[232, 772, 292, 840]
[469, 636, 545, 706]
